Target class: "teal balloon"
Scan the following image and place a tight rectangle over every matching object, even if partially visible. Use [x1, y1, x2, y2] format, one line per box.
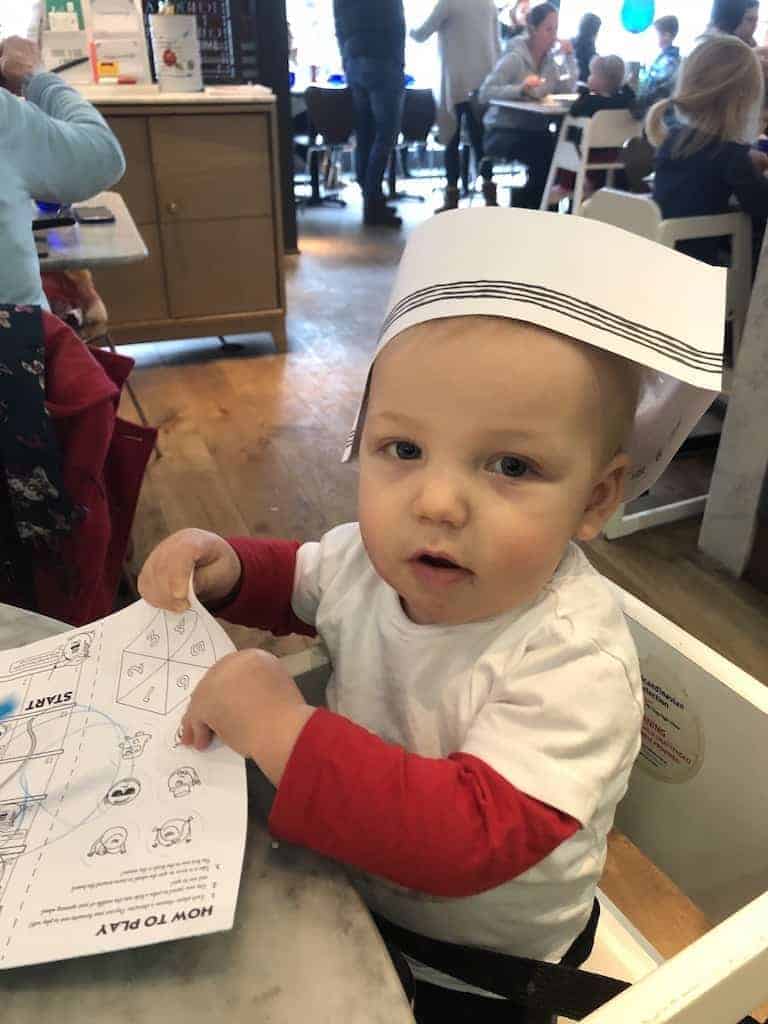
[620, 0, 655, 32]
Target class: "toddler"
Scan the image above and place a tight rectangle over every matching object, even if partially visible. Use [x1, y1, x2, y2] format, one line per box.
[140, 208, 725, 1021]
[570, 54, 634, 117]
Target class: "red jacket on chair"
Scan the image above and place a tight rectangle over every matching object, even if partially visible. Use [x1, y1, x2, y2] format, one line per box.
[32, 313, 156, 624]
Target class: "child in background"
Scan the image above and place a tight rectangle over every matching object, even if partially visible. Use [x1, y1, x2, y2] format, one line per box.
[649, 33, 768, 269]
[547, 55, 634, 206]
[570, 54, 634, 116]
[636, 15, 681, 112]
[139, 208, 725, 1022]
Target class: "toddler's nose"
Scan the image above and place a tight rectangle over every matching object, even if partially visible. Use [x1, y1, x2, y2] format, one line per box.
[412, 471, 470, 528]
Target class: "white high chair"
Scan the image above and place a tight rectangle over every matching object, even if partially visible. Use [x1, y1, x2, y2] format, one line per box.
[539, 110, 642, 215]
[280, 584, 768, 1023]
[580, 188, 752, 540]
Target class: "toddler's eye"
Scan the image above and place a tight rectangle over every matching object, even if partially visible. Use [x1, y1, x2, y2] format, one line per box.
[385, 440, 421, 460]
[489, 455, 529, 478]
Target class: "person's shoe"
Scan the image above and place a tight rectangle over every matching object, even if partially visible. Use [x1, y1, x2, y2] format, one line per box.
[435, 185, 460, 214]
[363, 198, 402, 227]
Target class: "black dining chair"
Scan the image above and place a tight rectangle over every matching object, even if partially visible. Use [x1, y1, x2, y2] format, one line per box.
[300, 86, 357, 208]
[386, 88, 437, 202]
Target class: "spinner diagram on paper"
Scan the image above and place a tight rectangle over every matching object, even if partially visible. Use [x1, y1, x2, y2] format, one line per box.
[116, 610, 215, 717]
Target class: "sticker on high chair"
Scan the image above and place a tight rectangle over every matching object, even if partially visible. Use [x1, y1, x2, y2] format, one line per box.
[637, 658, 705, 783]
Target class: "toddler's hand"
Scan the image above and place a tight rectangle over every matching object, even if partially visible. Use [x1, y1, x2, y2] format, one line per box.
[138, 528, 241, 613]
[181, 649, 314, 784]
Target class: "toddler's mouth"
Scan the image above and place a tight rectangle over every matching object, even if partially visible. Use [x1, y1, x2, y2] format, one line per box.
[410, 550, 472, 574]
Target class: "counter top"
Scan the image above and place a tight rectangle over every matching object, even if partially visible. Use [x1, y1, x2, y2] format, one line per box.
[78, 84, 275, 105]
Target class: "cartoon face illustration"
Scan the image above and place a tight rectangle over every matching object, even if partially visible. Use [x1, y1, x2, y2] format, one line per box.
[118, 731, 151, 758]
[152, 817, 192, 848]
[168, 767, 200, 799]
[64, 633, 91, 662]
[104, 778, 141, 806]
[88, 826, 128, 857]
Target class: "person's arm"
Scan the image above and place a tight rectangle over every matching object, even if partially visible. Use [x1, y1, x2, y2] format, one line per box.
[270, 710, 580, 898]
[724, 143, 768, 218]
[212, 536, 317, 637]
[410, 0, 450, 42]
[266, 617, 641, 898]
[3, 73, 125, 203]
[552, 51, 579, 93]
[478, 51, 529, 102]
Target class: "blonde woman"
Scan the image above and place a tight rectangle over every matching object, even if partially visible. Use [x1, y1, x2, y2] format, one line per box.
[648, 33, 768, 268]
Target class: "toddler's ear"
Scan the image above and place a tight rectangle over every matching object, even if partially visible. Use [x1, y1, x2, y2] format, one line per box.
[574, 454, 630, 542]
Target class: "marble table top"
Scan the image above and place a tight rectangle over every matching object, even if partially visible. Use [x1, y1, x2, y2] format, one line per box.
[36, 192, 149, 271]
[0, 603, 414, 1024]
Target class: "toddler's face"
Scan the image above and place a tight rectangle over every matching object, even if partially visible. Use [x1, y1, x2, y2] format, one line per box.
[357, 317, 627, 626]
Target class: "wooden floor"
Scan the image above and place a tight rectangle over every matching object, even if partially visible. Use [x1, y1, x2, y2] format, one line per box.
[122, 186, 768, 685]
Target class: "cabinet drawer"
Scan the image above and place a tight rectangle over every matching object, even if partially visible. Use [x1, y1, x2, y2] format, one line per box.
[94, 223, 169, 325]
[103, 115, 157, 225]
[161, 217, 278, 318]
[150, 113, 273, 222]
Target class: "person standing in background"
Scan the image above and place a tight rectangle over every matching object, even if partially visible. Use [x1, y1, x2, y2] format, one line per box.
[333, 0, 406, 228]
[0, 36, 125, 309]
[571, 12, 602, 82]
[410, 0, 500, 213]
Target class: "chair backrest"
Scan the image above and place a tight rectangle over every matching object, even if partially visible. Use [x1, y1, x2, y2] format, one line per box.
[581, 187, 662, 240]
[400, 88, 436, 143]
[304, 86, 356, 146]
[584, 108, 643, 150]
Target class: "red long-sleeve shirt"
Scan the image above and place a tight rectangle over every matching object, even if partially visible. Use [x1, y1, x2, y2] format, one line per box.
[218, 536, 580, 899]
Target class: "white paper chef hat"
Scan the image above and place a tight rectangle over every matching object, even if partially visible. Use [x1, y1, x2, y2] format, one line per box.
[342, 207, 726, 503]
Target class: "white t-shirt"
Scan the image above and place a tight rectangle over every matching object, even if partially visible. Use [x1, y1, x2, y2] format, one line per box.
[292, 522, 643, 971]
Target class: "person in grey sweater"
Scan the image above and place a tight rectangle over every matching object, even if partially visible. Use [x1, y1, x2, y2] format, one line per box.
[0, 36, 125, 308]
[479, 2, 577, 208]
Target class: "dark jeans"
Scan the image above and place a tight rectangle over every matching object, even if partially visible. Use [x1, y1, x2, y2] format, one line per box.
[484, 127, 557, 209]
[343, 54, 405, 206]
[444, 100, 484, 188]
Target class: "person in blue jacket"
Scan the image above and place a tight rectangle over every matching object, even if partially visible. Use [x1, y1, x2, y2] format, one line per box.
[0, 36, 125, 308]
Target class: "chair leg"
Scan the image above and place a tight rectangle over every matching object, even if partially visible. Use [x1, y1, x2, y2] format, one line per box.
[105, 333, 162, 461]
[297, 145, 347, 208]
[572, 167, 587, 215]
[539, 159, 560, 211]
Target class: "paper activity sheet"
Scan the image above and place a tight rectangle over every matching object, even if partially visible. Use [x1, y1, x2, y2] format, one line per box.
[0, 595, 247, 970]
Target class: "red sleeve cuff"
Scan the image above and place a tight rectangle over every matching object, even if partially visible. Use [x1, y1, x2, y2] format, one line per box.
[269, 708, 580, 898]
[213, 536, 316, 637]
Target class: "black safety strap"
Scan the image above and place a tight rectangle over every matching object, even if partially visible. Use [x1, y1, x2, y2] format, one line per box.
[372, 900, 631, 1021]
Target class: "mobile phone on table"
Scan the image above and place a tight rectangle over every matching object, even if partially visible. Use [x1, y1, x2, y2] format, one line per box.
[73, 206, 116, 224]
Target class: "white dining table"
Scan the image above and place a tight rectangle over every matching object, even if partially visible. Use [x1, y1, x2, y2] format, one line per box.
[34, 192, 148, 271]
[490, 93, 579, 117]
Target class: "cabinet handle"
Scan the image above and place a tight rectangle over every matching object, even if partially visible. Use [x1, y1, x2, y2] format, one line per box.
[167, 201, 179, 215]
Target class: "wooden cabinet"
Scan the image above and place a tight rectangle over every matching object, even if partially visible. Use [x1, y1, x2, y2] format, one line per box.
[92, 97, 285, 351]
